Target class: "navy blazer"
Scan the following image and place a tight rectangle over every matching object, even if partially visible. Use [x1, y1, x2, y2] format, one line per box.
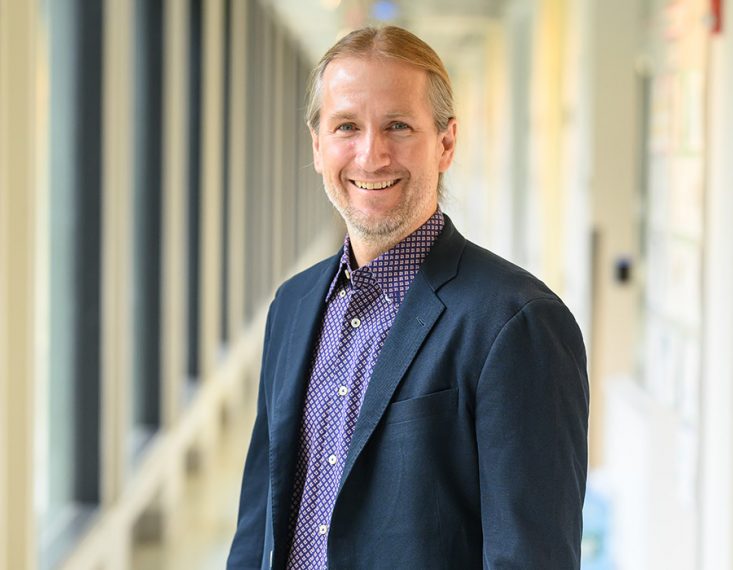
[228, 216, 589, 569]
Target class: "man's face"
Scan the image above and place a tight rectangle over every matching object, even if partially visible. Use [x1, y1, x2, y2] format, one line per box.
[311, 56, 456, 244]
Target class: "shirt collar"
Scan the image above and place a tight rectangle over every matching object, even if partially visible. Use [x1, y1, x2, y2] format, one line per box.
[325, 210, 445, 306]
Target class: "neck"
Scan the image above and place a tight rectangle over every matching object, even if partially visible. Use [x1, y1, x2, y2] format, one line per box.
[349, 237, 396, 268]
[347, 211, 437, 268]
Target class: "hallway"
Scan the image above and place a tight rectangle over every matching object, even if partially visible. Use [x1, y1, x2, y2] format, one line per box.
[2, 0, 733, 568]
[131, 400, 253, 570]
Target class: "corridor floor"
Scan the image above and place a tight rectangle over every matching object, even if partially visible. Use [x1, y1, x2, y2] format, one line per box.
[131, 404, 253, 570]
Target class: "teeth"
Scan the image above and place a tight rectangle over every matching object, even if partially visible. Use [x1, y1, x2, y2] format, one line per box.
[353, 179, 398, 190]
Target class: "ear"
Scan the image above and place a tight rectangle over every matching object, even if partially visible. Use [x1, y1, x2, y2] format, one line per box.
[310, 127, 323, 174]
[437, 118, 457, 172]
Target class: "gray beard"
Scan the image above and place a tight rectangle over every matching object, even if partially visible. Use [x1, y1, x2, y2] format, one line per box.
[323, 184, 408, 246]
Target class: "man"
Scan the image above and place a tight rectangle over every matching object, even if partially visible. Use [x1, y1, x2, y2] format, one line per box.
[228, 25, 588, 570]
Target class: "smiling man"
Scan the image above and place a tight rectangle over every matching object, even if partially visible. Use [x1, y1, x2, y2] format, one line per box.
[228, 26, 589, 570]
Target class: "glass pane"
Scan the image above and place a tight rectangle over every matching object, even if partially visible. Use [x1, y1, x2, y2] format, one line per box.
[186, 0, 203, 381]
[221, 0, 232, 344]
[41, 0, 103, 564]
[130, 0, 164, 461]
[244, 0, 261, 322]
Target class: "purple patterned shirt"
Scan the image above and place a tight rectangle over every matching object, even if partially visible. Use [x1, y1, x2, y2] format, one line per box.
[285, 210, 445, 569]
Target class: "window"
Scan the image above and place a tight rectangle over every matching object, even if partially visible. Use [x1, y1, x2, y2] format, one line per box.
[40, 0, 104, 565]
[221, 0, 232, 344]
[186, 0, 203, 381]
[129, 0, 164, 459]
[244, 0, 262, 322]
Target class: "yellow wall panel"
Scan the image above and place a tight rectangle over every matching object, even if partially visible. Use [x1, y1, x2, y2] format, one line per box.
[0, 0, 39, 567]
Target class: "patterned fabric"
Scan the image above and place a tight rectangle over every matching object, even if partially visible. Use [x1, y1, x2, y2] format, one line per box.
[286, 210, 445, 569]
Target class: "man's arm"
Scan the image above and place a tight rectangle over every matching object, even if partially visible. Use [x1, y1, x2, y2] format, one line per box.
[475, 298, 589, 569]
[227, 304, 276, 570]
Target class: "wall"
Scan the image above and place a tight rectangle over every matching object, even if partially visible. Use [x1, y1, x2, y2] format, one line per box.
[701, 0, 733, 566]
[602, 0, 712, 566]
[0, 0, 39, 568]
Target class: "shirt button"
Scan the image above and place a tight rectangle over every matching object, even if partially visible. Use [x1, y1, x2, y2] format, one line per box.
[345, 269, 351, 279]
[384, 294, 392, 303]
[338, 386, 349, 396]
[339, 289, 346, 298]
[319, 524, 329, 535]
[350, 317, 361, 328]
[328, 454, 338, 465]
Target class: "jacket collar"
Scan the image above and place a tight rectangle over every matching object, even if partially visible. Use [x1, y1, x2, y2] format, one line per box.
[325, 210, 445, 307]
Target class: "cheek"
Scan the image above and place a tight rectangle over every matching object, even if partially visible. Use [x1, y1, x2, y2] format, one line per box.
[321, 143, 353, 174]
[403, 144, 440, 174]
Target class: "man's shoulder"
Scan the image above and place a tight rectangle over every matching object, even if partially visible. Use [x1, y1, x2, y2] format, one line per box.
[429, 237, 583, 342]
[272, 252, 340, 305]
[443, 238, 561, 314]
[426, 216, 558, 308]
[465, 241, 554, 293]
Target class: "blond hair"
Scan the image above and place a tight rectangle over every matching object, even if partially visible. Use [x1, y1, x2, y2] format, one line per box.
[305, 26, 455, 134]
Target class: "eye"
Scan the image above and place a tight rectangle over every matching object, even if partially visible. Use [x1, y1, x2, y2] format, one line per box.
[389, 121, 410, 131]
[336, 123, 356, 132]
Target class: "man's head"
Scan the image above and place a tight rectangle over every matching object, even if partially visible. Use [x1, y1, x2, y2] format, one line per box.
[306, 26, 455, 136]
[307, 26, 457, 257]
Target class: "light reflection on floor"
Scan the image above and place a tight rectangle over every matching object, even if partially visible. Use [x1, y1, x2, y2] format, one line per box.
[131, 405, 253, 570]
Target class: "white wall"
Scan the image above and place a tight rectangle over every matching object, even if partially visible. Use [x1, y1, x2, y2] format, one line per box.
[700, 7, 733, 568]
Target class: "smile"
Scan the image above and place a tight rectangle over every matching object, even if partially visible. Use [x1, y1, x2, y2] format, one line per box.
[351, 179, 400, 190]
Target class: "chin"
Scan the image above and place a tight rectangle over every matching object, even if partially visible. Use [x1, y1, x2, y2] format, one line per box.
[347, 210, 409, 240]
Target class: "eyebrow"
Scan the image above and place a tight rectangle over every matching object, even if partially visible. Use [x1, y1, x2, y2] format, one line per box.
[325, 112, 357, 123]
[325, 111, 416, 122]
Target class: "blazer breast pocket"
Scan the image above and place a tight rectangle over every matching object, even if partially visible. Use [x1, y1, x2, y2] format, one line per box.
[383, 387, 459, 425]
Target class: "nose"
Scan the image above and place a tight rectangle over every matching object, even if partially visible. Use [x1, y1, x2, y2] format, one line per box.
[354, 129, 391, 172]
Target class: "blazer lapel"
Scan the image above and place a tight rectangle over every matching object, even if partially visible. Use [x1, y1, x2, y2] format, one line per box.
[338, 216, 466, 492]
[269, 254, 339, 560]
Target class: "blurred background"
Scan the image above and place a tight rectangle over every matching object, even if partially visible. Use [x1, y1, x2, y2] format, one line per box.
[1, 0, 732, 568]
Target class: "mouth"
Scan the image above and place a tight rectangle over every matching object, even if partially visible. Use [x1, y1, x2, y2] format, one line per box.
[350, 178, 400, 190]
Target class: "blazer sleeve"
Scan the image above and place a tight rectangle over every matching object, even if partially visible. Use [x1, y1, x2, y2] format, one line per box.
[475, 297, 589, 569]
[227, 301, 276, 570]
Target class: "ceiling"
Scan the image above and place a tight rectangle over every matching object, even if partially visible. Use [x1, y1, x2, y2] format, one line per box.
[266, 0, 507, 67]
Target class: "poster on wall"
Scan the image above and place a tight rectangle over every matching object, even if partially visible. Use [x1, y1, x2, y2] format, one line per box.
[641, 0, 706, 418]
[639, 0, 708, 524]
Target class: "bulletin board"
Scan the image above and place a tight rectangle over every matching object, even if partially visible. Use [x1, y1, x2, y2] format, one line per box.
[638, 0, 709, 506]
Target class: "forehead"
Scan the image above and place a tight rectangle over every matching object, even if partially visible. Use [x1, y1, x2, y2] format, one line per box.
[320, 56, 430, 113]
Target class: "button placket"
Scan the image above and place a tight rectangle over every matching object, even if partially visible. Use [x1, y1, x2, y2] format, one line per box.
[288, 213, 445, 567]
